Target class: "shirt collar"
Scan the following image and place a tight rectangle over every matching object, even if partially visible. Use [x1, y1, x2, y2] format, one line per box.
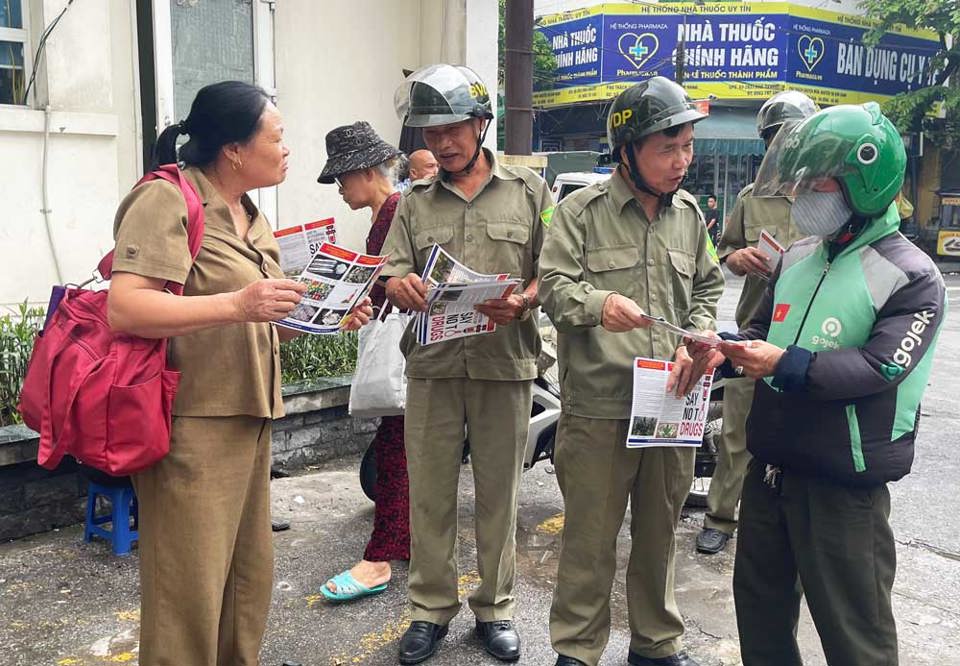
[184, 165, 268, 238]
[433, 148, 519, 198]
[608, 167, 685, 215]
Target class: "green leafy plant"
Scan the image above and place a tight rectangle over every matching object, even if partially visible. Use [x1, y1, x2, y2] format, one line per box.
[0, 303, 45, 427]
[279, 331, 359, 385]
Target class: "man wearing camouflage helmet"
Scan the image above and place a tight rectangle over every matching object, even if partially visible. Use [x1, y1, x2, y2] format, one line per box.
[381, 63, 552, 665]
[538, 76, 724, 666]
[689, 102, 945, 665]
[696, 90, 818, 555]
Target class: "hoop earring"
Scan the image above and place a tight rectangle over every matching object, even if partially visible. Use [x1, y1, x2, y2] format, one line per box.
[232, 159, 243, 171]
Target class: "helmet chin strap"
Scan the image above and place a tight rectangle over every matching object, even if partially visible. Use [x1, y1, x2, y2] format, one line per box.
[441, 119, 490, 181]
[624, 144, 679, 208]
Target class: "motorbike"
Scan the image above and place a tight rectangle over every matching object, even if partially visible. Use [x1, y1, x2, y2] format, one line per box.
[359, 319, 724, 507]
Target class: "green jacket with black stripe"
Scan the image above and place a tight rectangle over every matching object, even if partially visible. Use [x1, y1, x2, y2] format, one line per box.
[737, 203, 945, 486]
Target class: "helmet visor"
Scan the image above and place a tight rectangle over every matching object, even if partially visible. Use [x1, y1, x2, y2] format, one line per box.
[394, 64, 490, 126]
[752, 119, 851, 199]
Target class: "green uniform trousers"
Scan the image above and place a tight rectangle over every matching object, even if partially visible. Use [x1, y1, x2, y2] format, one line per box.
[404, 377, 532, 624]
[704, 377, 754, 535]
[550, 414, 695, 665]
[133, 415, 274, 666]
[734, 460, 898, 666]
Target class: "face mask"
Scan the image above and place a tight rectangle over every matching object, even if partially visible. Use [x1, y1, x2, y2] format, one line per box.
[790, 190, 852, 237]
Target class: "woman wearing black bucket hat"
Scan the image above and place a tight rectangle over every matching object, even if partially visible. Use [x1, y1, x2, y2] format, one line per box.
[317, 121, 412, 602]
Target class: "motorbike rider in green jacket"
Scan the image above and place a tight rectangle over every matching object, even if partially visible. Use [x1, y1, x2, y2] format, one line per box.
[690, 101, 945, 666]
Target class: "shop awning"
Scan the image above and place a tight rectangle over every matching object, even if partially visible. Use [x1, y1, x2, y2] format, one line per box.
[695, 107, 765, 157]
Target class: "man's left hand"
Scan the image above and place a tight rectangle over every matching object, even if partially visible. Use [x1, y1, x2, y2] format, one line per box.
[719, 339, 785, 378]
[475, 294, 525, 325]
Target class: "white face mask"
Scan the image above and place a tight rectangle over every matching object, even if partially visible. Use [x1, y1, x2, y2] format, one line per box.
[790, 190, 853, 237]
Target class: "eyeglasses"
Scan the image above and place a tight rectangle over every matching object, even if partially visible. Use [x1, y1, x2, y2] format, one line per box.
[334, 177, 343, 189]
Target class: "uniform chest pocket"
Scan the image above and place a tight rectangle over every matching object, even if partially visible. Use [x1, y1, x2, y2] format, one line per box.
[483, 218, 530, 276]
[415, 225, 454, 250]
[586, 245, 639, 295]
[744, 218, 765, 244]
[667, 248, 696, 318]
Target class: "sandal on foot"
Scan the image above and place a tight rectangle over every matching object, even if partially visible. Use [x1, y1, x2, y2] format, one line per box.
[319, 569, 388, 602]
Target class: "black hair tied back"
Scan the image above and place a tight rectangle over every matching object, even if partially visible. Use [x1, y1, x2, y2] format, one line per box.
[151, 80, 270, 169]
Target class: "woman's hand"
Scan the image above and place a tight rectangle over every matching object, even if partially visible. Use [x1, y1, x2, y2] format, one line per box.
[234, 279, 306, 322]
[341, 297, 374, 331]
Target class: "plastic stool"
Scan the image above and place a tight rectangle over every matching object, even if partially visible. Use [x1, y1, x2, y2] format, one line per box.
[83, 480, 139, 556]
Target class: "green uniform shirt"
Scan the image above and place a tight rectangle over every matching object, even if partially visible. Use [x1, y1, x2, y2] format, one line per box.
[717, 183, 804, 328]
[112, 167, 284, 418]
[538, 169, 725, 420]
[380, 149, 552, 381]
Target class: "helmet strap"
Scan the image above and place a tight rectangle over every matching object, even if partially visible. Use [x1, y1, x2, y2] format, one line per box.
[441, 119, 490, 181]
[624, 144, 677, 208]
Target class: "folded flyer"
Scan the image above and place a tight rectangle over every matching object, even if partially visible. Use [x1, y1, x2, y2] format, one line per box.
[627, 357, 712, 448]
[640, 314, 719, 347]
[277, 242, 386, 335]
[274, 218, 337, 277]
[414, 245, 520, 345]
[418, 279, 521, 346]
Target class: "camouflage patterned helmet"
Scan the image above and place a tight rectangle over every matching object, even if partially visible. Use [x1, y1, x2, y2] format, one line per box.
[606, 76, 706, 156]
[395, 64, 494, 128]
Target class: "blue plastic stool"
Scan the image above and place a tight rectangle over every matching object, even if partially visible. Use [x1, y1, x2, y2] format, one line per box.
[83, 480, 139, 556]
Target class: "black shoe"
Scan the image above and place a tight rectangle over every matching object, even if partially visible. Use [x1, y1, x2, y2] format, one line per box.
[695, 527, 730, 554]
[475, 619, 521, 661]
[556, 656, 587, 666]
[398, 621, 448, 665]
[627, 651, 700, 666]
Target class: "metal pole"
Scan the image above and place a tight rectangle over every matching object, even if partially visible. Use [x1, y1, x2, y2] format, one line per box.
[504, 0, 534, 155]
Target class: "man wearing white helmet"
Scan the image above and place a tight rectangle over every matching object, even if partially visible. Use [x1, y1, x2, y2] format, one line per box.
[381, 63, 553, 665]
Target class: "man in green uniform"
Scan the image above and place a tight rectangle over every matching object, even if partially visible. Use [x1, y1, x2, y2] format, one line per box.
[696, 91, 818, 554]
[381, 64, 552, 665]
[538, 77, 724, 666]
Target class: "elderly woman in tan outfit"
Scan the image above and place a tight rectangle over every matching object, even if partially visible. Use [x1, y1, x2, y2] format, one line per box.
[107, 80, 371, 665]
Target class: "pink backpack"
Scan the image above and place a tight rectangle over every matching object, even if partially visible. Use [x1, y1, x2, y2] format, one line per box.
[18, 165, 205, 475]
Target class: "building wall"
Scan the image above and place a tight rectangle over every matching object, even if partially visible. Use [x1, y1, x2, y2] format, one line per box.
[0, 0, 138, 307]
[0, 0, 499, 307]
[275, 0, 498, 253]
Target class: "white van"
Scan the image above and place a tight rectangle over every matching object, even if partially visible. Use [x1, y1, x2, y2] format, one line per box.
[550, 167, 614, 203]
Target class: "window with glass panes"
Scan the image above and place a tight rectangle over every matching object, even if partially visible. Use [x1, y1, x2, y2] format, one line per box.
[0, 0, 27, 105]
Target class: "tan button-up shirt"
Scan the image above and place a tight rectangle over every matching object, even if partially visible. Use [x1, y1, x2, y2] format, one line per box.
[112, 167, 284, 418]
[379, 150, 552, 381]
[538, 169, 725, 419]
[717, 183, 805, 327]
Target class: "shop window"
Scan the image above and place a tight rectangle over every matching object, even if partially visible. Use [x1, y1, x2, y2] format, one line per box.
[0, 0, 28, 105]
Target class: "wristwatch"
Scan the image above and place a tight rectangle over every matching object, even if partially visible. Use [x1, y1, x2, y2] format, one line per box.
[518, 293, 532, 321]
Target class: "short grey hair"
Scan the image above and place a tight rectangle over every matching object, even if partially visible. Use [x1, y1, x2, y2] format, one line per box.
[375, 157, 400, 185]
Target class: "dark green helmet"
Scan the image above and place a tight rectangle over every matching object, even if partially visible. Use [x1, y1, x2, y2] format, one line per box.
[606, 77, 706, 157]
[395, 64, 493, 128]
[756, 90, 818, 139]
[754, 102, 906, 217]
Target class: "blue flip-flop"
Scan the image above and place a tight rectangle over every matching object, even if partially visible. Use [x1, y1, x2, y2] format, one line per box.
[319, 569, 389, 602]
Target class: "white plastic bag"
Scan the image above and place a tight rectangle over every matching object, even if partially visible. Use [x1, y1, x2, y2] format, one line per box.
[348, 310, 409, 417]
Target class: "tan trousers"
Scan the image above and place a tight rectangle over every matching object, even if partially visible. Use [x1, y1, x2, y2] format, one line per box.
[550, 414, 695, 666]
[704, 378, 754, 535]
[133, 415, 274, 666]
[404, 377, 532, 625]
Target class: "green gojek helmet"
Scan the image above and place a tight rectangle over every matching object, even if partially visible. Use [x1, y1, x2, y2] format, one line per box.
[606, 76, 706, 155]
[753, 102, 906, 218]
[756, 90, 819, 141]
[394, 64, 493, 128]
